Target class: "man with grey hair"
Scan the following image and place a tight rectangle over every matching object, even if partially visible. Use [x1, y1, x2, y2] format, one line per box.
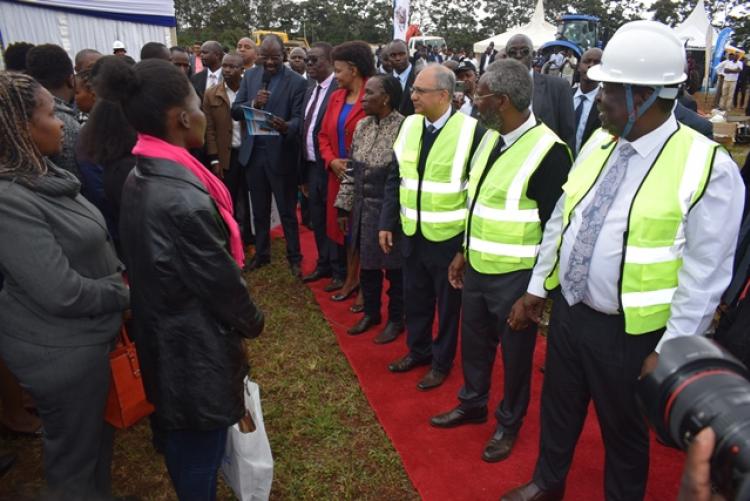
[430, 59, 572, 463]
[506, 34, 575, 149]
[379, 64, 486, 390]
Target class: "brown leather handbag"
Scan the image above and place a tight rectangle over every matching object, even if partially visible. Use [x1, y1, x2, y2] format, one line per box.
[105, 326, 154, 428]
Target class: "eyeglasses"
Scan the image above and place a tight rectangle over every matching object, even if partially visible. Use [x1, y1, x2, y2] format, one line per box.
[473, 92, 498, 103]
[411, 86, 445, 96]
[304, 56, 319, 64]
[507, 47, 531, 58]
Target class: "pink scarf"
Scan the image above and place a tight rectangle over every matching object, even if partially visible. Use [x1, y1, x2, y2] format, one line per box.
[132, 134, 245, 267]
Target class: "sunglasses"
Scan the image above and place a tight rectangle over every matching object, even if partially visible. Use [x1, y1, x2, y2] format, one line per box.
[507, 47, 531, 58]
[304, 56, 319, 64]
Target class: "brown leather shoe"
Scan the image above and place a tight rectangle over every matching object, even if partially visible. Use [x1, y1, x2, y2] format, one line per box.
[482, 429, 517, 462]
[388, 354, 431, 373]
[417, 368, 447, 391]
[373, 322, 404, 344]
[500, 482, 564, 501]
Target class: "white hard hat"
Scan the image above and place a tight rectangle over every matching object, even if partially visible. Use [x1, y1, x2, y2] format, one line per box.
[588, 20, 686, 98]
[112, 40, 126, 50]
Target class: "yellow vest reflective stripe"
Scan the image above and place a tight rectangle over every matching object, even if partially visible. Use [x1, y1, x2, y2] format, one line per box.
[466, 123, 568, 274]
[544, 125, 716, 334]
[394, 112, 478, 241]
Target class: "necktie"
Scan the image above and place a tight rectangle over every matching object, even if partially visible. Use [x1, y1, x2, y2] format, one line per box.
[303, 85, 323, 160]
[575, 95, 586, 129]
[426, 124, 437, 134]
[208, 73, 218, 89]
[562, 143, 638, 305]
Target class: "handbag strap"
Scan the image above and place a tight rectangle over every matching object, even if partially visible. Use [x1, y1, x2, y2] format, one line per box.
[119, 325, 134, 348]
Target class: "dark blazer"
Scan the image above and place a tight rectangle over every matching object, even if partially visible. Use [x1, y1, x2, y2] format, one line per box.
[674, 101, 713, 139]
[301, 76, 339, 179]
[396, 66, 417, 116]
[231, 65, 307, 172]
[533, 72, 576, 149]
[0, 163, 129, 348]
[479, 50, 496, 73]
[120, 156, 264, 430]
[191, 69, 208, 101]
[572, 85, 601, 153]
[318, 86, 367, 245]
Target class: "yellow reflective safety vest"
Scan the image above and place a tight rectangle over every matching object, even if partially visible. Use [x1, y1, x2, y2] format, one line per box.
[466, 123, 568, 274]
[544, 125, 717, 334]
[393, 112, 478, 242]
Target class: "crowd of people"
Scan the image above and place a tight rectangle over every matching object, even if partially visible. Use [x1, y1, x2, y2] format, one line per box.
[0, 17, 748, 501]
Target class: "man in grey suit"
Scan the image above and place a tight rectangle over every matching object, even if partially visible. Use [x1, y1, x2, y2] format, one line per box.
[506, 35, 576, 149]
[232, 35, 307, 276]
[299, 42, 346, 289]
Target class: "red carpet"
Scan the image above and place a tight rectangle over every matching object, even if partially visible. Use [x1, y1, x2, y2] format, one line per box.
[279, 223, 684, 500]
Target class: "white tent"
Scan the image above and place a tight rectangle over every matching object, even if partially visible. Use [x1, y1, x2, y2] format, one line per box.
[673, 0, 716, 50]
[474, 0, 557, 54]
[0, 0, 176, 64]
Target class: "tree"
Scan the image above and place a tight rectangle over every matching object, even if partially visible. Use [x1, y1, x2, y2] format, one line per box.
[480, 0, 534, 38]
[430, 0, 482, 50]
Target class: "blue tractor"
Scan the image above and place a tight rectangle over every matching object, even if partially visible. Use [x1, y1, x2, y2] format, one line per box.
[539, 14, 604, 60]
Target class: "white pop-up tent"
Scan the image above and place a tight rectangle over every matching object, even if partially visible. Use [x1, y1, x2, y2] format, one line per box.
[474, 0, 557, 53]
[0, 0, 176, 64]
[673, 0, 717, 49]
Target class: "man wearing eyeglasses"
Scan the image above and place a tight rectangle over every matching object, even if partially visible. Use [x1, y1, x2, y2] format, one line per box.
[505, 35, 576, 151]
[379, 64, 486, 391]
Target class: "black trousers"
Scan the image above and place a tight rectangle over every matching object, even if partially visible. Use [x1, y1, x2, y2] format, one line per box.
[246, 152, 301, 264]
[223, 148, 252, 245]
[307, 161, 344, 278]
[533, 292, 662, 501]
[403, 245, 461, 374]
[361, 268, 404, 324]
[458, 268, 537, 434]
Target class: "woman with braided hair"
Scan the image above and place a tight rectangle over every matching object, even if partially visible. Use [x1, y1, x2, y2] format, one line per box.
[0, 71, 130, 498]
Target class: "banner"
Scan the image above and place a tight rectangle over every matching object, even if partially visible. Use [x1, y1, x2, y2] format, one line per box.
[709, 27, 733, 84]
[393, 0, 409, 41]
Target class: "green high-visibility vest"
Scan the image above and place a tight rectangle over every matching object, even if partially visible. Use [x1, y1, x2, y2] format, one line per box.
[544, 125, 717, 334]
[466, 123, 568, 274]
[393, 112, 478, 242]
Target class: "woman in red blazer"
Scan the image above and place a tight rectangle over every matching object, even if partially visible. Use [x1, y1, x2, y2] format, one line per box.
[318, 41, 376, 306]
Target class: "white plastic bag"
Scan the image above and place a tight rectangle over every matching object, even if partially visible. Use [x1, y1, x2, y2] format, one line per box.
[221, 378, 274, 501]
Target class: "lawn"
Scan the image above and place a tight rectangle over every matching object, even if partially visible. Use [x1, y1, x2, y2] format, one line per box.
[0, 239, 418, 500]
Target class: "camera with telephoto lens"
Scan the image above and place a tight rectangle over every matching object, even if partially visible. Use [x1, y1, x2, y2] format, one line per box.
[637, 336, 750, 500]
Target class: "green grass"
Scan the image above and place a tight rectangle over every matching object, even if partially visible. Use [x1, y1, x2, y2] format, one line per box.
[0, 239, 417, 500]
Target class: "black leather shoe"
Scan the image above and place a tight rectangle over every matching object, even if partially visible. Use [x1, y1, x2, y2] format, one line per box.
[290, 263, 302, 279]
[347, 315, 380, 335]
[0, 451, 15, 478]
[500, 482, 564, 501]
[482, 429, 517, 462]
[302, 268, 332, 283]
[417, 368, 448, 391]
[388, 354, 431, 373]
[373, 322, 404, 344]
[323, 278, 344, 292]
[430, 405, 488, 428]
[331, 286, 359, 302]
[244, 256, 270, 272]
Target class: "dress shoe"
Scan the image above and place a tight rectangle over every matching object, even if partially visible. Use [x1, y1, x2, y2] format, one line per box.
[482, 429, 517, 462]
[430, 405, 488, 428]
[331, 285, 359, 302]
[323, 278, 344, 292]
[349, 303, 364, 313]
[302, 269, 332, 283]
[0, 451, 15, 478]
[417, 368, 448, 391]
[244, 256, 270, 272]
[388, 354, 431, 373]
[500, 482, 564, 501]
[290, 263, 302, 279]
[347, 315, 380, 335]
[373, 322, 404, 344]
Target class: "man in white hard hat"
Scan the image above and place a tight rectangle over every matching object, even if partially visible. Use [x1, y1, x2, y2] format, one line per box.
[112, 41, 126, 56]
[501, 21, 744, 501]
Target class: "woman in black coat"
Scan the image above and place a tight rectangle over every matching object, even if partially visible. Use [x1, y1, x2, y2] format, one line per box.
[335, 75, 405, 343]
[100, 58, 264, 500]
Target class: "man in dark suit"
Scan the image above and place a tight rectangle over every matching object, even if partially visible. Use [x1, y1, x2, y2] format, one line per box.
[191, 41, 223, 102]
[506, 34, 576, 149]
[231, 35, 307, 277]
[389, 40, 417, 116]
[299, 43, 346, 290]
[572, 48, 602, 155]
[479, 41, 497, 74]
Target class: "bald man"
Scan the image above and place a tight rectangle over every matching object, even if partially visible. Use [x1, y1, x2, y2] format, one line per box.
[572, 47, 602, 154]
[191, 40, 224, 101]
[288, 47, 307, 77]
[236, 37, 257, 71]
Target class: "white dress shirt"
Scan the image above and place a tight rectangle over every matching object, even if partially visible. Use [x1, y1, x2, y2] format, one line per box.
[206, 67, 222, 92]
[573, 85, 600, 153]
[424, 107, 451, 131]
[394, 63, 413, 91]
[459, 95, 474, 116]
[528, 115, 744, 352]
[304, 73, 335, 162]
[225, 84, 242, 149]
[717, 60, 743, 82]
